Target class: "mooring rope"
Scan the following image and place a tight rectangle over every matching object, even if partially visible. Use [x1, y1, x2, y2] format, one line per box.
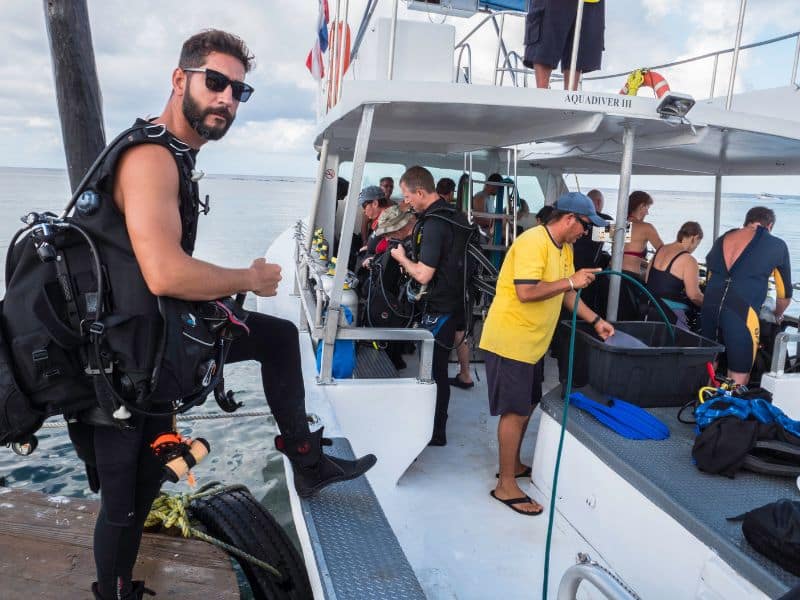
[40, 410, 274, 429]
[144, 482, 283, 579]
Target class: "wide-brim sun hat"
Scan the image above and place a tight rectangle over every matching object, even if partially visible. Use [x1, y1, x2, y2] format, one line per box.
[374, 205, 413, 236]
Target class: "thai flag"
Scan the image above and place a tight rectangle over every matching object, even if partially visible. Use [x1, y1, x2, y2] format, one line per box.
[306, 0, 329, 80]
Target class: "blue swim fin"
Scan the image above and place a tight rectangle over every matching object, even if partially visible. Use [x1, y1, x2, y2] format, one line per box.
[569, 392, 670, 440]
[607, 396, 670, 439]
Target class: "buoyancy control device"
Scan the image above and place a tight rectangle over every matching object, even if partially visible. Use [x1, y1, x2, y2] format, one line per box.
[409, 202, 498, 330]
[0, 120, 246, 453]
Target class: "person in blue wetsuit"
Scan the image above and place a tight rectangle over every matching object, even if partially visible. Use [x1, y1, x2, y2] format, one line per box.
[701, 207, 793, 385]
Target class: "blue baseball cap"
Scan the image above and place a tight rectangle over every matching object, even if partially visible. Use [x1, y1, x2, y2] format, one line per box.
[555, 192, 608, 226]
[358, 185, 385, 206]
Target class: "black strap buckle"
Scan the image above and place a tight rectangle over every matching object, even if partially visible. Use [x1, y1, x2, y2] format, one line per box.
[89, 321, 105, 336]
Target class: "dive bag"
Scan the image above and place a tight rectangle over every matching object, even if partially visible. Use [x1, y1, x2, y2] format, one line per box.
[0, 121, 244, 449]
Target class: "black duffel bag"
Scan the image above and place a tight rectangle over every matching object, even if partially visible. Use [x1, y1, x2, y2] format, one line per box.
[730, 500, 800, 577]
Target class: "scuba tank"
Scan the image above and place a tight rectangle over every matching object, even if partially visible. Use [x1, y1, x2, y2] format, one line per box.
[321, 259, 359, 327]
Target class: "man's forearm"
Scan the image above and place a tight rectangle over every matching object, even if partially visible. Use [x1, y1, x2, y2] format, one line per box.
[146, 253, 252, 300]
[775, 297, 792, 319]
[515, 278, 571, 302]
[562, 291, 597, 322]
[396, 255, 435, 285]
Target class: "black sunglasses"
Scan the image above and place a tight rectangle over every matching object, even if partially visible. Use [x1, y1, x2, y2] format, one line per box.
[183, 67, 254, 102]
[574, 214, 593, 233]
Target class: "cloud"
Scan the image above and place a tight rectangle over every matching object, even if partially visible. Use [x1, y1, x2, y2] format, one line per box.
[1, 0, 798, 183]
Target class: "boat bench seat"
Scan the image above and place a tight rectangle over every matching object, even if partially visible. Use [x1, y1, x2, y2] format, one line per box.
[541, 387, 800, 598]
[353, 343, 400, 379]
[299, 438, 425, 599]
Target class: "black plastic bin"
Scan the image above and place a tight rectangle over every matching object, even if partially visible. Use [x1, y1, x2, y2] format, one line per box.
[556, 321, 724, 407]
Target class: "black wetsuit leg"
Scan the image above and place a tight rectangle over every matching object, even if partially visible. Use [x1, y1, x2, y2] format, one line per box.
[93, 414, 171, 599]
[225, 311, 310, 438]
[429, 314, 457, 443]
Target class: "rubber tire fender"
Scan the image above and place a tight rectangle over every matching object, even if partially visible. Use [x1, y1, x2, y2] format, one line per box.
[189, 486, 312, 600]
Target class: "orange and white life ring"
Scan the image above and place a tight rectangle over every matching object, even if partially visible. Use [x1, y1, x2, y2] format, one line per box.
[619, 69, 671, 99]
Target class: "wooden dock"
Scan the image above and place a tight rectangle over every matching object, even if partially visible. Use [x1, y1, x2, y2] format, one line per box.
[0, 487, 238, 599]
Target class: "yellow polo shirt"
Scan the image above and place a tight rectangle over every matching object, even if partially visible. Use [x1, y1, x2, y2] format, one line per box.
[479, 225, 575, 365]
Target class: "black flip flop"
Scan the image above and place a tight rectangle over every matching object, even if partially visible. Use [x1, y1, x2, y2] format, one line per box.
[448, 375, 475, 389]
[495, 465, 532, 479]
[489, 490, 543, 516]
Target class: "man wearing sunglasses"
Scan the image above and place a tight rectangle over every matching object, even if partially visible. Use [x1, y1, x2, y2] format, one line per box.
[480, 192, 613, 516]
[74, 30, 375, 600]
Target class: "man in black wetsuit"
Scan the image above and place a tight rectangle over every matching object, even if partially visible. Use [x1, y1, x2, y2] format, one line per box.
[72, 30, 375, 599]
[701, 206, 792, 385]
[390, 166, 468, 446]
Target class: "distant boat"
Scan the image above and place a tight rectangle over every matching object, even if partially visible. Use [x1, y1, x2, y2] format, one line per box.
[758, 192, 781, 201]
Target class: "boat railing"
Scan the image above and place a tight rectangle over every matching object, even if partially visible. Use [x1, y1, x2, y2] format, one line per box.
[769, 330, 800, 376]
[557, 554, 639, 600]
[293, 222, 435, 384]
[452, 6, 800, 101]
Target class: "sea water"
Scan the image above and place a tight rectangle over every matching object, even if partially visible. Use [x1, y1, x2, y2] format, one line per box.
[0, 168, 799, 545]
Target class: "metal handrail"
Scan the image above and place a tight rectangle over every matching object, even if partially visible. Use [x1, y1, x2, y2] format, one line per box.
[557, 558, 639, 600]
[455, 43, 473, 83]
[770, 331, 800, 376]
[454, 10, 799, 94]
[453, 9, 525, 51]
[582, 31, 800, 82]
[293, 223, 434, 383]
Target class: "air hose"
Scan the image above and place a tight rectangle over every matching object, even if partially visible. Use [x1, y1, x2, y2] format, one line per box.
[541, 269, 674, 599]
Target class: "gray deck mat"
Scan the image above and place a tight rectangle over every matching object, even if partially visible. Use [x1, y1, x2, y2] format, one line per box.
[353, 344, 399, 379]
[541, 386, 800, 598]
[299, 438, 425, 600]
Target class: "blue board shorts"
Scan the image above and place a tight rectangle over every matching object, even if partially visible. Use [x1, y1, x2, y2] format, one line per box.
[523, 0, 605, 73]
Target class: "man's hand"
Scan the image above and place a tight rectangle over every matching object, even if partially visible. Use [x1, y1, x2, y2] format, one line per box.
[390, 244, 407, 263]
[249, 258, 282, 297]
[572, 268, 601, 289]
[594, 318, 614, 340]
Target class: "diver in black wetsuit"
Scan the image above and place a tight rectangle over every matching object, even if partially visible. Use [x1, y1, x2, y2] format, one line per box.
[64, 31, 375, 600]
[701, 206, 793, 385]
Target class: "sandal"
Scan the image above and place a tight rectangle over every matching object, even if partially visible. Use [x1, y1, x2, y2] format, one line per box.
[448, 375, 475, 389]
[489, 490, 543, 516]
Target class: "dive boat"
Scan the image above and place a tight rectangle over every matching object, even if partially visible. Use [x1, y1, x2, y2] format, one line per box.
[259, 3, 800, 599]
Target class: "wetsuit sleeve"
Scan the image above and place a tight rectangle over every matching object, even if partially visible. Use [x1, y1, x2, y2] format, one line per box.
[513, 232, 547, 284]
[773, 241, 793, 299]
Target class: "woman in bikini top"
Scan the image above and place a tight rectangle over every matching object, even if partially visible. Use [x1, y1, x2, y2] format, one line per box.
[645, 222, 704, 330]
[622, 190, 664, 278]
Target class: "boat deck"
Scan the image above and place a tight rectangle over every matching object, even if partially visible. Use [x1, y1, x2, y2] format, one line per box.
[0, 487, 238, 599]
[540, 385, 800, 599]
[376, 357, 569, 600]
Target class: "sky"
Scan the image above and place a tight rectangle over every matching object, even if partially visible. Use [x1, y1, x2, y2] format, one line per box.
[1, 0, 799, 193]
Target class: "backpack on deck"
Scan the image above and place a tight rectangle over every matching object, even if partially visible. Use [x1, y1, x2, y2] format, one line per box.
[729, 500, 800, 577]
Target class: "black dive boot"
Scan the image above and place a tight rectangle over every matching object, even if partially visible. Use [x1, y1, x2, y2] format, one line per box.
[92, 581, 155, 599]
[275, 427, 377, 498]
[429, 413, 447, 446]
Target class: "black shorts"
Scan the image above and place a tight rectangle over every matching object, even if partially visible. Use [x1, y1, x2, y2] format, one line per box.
[524, 0, 605, 73]
[485, 350, 544, 417]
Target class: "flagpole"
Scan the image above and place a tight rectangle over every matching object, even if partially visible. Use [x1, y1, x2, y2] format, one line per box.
[327, 0, 341, 110]
[338, 0, 350, 103]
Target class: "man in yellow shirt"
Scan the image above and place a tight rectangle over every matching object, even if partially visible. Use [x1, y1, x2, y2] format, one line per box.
[480, 192, 613, 516]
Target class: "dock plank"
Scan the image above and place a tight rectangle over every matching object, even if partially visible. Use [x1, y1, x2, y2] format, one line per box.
[0, 487, 238, 599]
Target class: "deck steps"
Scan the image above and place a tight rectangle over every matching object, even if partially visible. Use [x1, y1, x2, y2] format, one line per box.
[300, 438, 425, 599]
[0, 487, 238, 599]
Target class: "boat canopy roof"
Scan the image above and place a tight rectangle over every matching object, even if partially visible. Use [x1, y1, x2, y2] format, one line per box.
[315, 81, 800, 176]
